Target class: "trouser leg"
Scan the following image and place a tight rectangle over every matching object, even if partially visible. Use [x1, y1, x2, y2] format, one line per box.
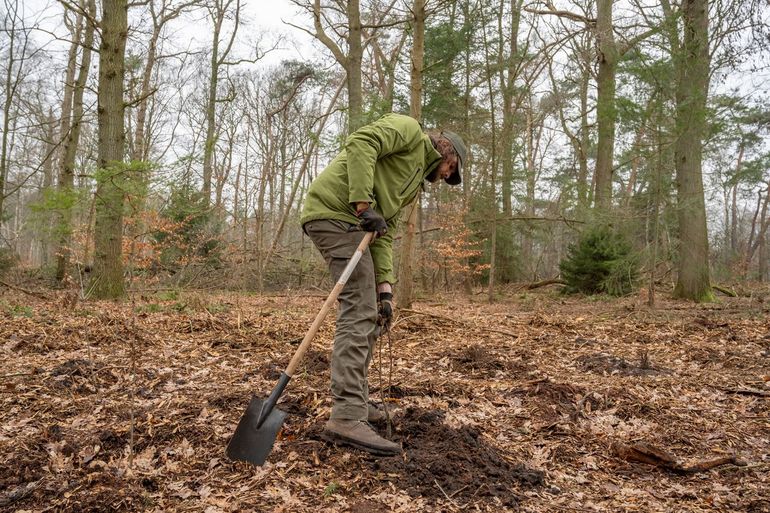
[304, 220, 377, 421]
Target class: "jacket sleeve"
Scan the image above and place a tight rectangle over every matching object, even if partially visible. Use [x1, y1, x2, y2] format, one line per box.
[345, 117, 413, 205]
[369, 216, 399, 285]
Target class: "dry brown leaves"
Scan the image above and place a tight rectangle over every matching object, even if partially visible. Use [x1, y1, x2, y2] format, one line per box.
[1, 288, 769, 512]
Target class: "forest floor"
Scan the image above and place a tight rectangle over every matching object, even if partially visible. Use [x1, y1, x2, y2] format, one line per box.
[1, 284, 769, 512]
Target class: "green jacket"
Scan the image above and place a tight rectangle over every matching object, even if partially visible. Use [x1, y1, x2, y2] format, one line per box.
[300, 113, 442, 284]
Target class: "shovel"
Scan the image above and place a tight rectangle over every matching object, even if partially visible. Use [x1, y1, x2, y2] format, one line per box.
[226, 231, 375, 466]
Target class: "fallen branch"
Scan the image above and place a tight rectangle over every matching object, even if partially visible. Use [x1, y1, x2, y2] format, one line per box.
[719, 386, 770, 398]
[0, 279, 51, 300]
[0, 480, 40, 508]
[612, 441, 747, 474]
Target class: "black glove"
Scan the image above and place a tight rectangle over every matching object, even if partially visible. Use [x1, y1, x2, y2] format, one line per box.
[377, 292, 393, 330]
[358, 207, 388, 237]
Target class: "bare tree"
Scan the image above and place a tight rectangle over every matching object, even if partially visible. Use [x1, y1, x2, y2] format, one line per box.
[56, 0, 95, 282]
[202, 0, 240, 204]
[289, 0, 402, 134]
[0, 0, 34, 236]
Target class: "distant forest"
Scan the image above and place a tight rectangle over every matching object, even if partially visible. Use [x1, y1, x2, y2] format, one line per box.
[1, 0, 768, 302]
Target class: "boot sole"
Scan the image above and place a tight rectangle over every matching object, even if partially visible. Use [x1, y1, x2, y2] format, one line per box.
[321, 430, 401, 457]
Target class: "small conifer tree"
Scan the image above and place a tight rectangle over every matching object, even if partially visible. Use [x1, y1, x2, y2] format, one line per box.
[559, 225, 639, 296]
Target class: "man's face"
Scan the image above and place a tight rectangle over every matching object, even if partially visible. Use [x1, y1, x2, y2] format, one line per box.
[427, 154, 459, 183]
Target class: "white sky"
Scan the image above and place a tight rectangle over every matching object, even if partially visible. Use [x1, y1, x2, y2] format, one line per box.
[24, 0, 317, 68]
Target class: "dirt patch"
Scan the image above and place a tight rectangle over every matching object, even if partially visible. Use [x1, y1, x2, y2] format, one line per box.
[745, 499, 770, 513]
[450, 345, 505, 375]
[370, 382, 444, 399]
[346, 499, 390, 512]
[208, 390, 249, 410]
[447, 345, 534, 377]
[301, 349, 329, 374]
[47, 359, 116, 393]
[576, 352, 671, 376]
[257, 349, 329, 380]
[0, 443, 48, 490]
[513, 379, 587, 422]
[369, 408, 544, 507]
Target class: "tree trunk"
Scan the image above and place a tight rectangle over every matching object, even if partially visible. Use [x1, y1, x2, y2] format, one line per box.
[56, 0, 95, 282]
[396, 0, 425, 309]
[346, 0, 364, 133]
[673, 0, 712, 301]
[202, 13, 222, 204]
[499, 0, 522, 218]
[593, 0, 618, 212]
[202, 0, 240, 204]
[729, 142, 744, 255]
[89, 0, 128, 299]
[481, 3, 498, 302]
[578, 63, 590, 212]
[744, 185, 769, 277]
[40, 109, 57, 266]
[521, 102, 535, 277]
[132, 29, 158, 163]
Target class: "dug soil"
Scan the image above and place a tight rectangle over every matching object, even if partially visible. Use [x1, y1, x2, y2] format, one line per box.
[370, 407, 544, 507]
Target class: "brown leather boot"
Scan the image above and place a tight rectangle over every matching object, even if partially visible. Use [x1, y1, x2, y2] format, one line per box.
[322, 419, 401, 456]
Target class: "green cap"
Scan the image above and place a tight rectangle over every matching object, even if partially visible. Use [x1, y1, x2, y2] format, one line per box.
[441, 131, 466, 185]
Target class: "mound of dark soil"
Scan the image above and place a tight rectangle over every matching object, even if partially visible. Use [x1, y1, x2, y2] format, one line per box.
[369, 408, 544, 507]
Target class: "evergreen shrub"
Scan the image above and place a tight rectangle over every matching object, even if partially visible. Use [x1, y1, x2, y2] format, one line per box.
[559, 224, 639, 296]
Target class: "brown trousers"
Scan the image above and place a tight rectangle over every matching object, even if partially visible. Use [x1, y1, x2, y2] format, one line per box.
[304, 219, 378, 420]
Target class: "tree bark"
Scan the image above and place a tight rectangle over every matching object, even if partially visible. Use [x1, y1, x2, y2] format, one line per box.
[578, 62, 590, 212]
[310, 0, 364, 134]
[346, 0, 364, 132]
[56, 0, 95, 282]
[481, 3, 498, 302]
[499, 0, 523, 218]
[89, 0, 128, 299]
[396, 0, 425, 309]
[673, 0, 713, 301]
[593, 0, 618, 212]
[729, 142, 744, 255]
[202, 0, 240, 204]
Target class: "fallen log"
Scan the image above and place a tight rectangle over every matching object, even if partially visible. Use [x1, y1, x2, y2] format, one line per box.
[712, 284, 738, 297]
[521, 278, 567, 290]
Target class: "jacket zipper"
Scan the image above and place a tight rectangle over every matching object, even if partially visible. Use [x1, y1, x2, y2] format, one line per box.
[399, 167, 422, 197]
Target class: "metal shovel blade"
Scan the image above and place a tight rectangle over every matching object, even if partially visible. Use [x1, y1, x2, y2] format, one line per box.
[226, 396, 288, 466]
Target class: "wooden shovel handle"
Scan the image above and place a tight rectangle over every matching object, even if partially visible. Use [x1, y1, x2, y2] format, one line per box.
[285, 231, 375, 377]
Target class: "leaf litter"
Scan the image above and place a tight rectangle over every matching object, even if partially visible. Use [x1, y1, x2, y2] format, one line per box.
[0, 289, 769, 511]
